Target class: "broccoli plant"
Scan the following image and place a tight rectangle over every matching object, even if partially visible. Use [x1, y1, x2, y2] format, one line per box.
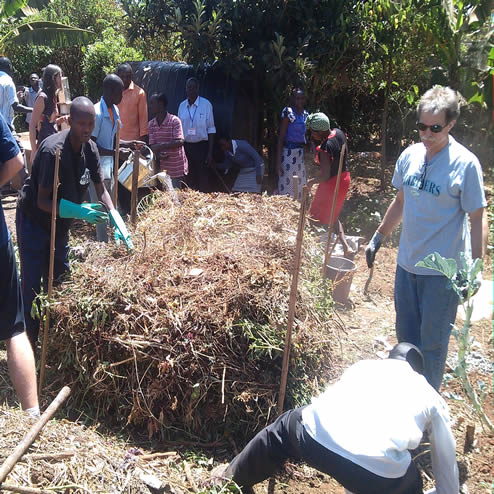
[416, 252, 493, 432]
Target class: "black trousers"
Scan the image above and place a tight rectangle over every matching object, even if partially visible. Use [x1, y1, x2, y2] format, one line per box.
[184, 141, 211, 192]
[225, 407, 423, 494]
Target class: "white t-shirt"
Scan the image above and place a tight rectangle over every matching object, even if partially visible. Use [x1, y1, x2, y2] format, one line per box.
[392, 136, 487, 275]
[178, 96, 216, 143]
[301, 359, 459, 494]
[0, 71, 18, 126]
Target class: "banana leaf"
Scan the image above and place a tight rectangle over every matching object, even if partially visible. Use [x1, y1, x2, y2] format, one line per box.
[2, 21, 94, 48]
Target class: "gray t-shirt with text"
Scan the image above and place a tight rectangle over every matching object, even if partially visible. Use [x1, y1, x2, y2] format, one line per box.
[392, 135, 487, 275]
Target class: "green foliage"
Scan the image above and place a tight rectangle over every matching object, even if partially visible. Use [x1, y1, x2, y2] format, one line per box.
[42, 0, 125, 36]
[196, 482, 242, 494]
[82, 27, 144, 101]
[0, 0, 95, 52]
[3, 0, 127, 96]
[7, 43, 53, 82]
[239, 320, 283, 360]
[415, 252, 482, 301]
[416, 251, 492, 431]
[426, 0, 493, 93]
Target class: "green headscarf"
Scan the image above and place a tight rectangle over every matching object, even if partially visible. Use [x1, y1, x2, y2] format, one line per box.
[306, 112, 330, 131]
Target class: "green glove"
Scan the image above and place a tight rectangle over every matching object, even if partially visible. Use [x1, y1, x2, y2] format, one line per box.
[59, 199, 108, 225]
[109, 209, 134, 250]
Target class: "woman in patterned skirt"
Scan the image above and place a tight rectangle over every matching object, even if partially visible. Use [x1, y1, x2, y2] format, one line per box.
[276, 88, 308, 200]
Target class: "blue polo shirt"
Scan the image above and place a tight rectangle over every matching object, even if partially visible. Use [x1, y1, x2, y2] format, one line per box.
[0, 113, 20, 246]
[93, 98, 120, 177]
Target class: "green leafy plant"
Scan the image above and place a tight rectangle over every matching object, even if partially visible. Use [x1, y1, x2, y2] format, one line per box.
[82, 27, 144, 101]
[197, 481, 242, 494]
[416, 252, 493, 431]
[0, 0, 94, 52]
[237, 319, 283, 360]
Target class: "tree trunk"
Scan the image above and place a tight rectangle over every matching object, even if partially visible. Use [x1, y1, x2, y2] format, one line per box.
[380, 57, 394, 190]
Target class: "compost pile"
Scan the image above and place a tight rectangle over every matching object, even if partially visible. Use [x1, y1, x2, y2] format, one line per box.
[47, 191, 336, 440]
[0, 406, 189, 493]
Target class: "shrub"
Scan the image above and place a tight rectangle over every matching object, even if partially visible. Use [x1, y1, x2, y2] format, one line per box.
[82, 28, 144, 101]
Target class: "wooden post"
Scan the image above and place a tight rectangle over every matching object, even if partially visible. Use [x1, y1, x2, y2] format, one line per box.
[322, 143, 346, 277]
[130, 150, 139, 224]
[113, 125, 120, 207]
[0, 387, 71, 485]
[0, 484, 51, 493]
[292, 175, 299, 201]
[278, 186, 309, 413]
[38, 149, 61, 395]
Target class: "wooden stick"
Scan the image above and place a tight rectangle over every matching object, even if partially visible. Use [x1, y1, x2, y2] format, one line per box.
[113, 124, 120, 207]
[325, 230, 339, 262]
[0, 386, 71, 485]
[464, 424, 475, 453]
[38, 149, 61, 395]
[278, 186, 309, 413]
[183, 461, 197, 491]
[293, 175, 299, 201]
[130, 150, 139, 225]
[137, 452, 178, 461]
[0, 484, 51, 494]
[212, 168, 232, 194]
[322, 143, 346, 277]
[23, 451, 76, 462]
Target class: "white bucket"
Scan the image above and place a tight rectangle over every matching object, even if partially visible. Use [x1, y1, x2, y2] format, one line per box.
[326, 256, 357, 304]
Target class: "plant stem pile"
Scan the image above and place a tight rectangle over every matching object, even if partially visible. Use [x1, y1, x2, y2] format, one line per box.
[46, 191, 336, 441]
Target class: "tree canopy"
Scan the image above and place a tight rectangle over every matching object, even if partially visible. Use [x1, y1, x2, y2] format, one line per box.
[3, 0, 493, 175]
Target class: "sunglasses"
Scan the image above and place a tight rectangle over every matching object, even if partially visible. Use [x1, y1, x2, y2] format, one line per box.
[416, 122, 445, 133]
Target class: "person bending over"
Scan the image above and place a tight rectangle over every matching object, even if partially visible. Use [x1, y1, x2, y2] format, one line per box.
[216, 343, 458, 494]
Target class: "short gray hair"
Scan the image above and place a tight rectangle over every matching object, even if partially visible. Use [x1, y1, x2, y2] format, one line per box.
[417, 86, 460, 123]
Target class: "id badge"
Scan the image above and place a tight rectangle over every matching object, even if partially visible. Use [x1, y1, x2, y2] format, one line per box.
[188, 128, 196, 136]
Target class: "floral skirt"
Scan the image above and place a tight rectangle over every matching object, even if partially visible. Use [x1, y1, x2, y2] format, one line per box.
[278, 146, 306, 200]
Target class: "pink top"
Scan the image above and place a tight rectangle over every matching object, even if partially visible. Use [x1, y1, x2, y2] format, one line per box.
[149, 113, 188, 178]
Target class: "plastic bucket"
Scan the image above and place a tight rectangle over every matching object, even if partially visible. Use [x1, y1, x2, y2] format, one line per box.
[326, 256, 357, 304]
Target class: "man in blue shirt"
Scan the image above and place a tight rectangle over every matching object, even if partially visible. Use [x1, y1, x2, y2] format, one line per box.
[89, 74, 144, 240]
[89, 74, 123, 242]
[0, 113, 39, 417]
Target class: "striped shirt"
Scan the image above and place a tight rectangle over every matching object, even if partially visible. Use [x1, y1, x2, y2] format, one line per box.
[149, 113, 188, 178]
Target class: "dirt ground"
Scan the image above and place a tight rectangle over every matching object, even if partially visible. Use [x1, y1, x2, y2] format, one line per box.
[0, 153, 492, 494]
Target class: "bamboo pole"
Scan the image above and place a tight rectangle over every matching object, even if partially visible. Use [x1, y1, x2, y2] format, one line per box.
[292, 175, 299, 201]
[130, 150, 139, 224]
[278, 185, 309, 414]
[0, 484, 51, 494]
[0, 387, 71, 485]
[322, 143, 346, 277]
[113, 125, 120, 207]
[38, 149, 61, 395]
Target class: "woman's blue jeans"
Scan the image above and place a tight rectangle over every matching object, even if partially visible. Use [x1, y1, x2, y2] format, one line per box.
[394, 265, 459, 390]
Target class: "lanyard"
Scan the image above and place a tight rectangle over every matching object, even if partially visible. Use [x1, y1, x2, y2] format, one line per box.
[187, 97, 199, 125]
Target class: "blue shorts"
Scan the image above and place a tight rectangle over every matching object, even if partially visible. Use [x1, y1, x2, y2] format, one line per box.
[0, 238, 25, 340]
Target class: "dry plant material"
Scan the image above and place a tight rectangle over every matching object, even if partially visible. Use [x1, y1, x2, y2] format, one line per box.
[0, 407, 183, 494]
[46, 191, 336, 440]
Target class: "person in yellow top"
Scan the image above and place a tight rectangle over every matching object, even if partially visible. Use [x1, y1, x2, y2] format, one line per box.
[115, 63, 148, 143]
